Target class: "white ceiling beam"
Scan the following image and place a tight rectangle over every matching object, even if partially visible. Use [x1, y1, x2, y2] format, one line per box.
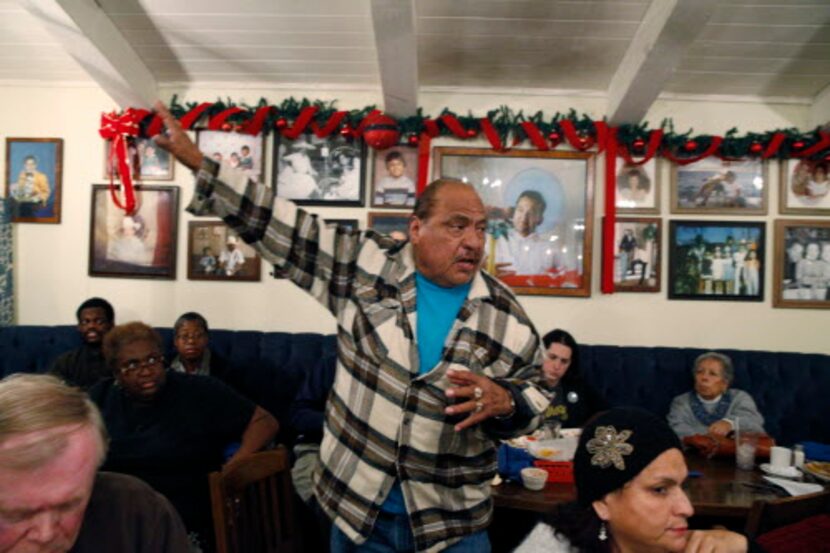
[370, 0, 418, 117]
[607, 0, 718, 126]
[809, 83, 830, 131]
[17, 0, 157, 108]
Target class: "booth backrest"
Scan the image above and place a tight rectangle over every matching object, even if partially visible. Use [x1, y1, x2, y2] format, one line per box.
[1, 326, 827, 446]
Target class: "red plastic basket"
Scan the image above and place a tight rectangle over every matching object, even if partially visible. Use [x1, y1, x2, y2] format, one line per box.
[533, 460, 574, 483]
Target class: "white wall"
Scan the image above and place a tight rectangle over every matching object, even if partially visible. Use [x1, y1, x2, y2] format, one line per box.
[3, 82, 827, 354]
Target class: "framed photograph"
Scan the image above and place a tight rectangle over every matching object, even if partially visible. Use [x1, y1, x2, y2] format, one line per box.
[773, 219, 830, 309]
[187, 221, 261, 281]
[273, 134, 365, 206]
[610, 217, 661, 292]
[104, 137, 174, 181]
[668, 220, 765, 301]
[5, 138, 62, 223]
[88, 185, 179, 279]
[369, 146, 418, 208]
[779, 159, 830, 215]
[615, 158, 659, 213]
[324, 218, 359, 231]
[434, 147, 595, 297]
[197, 130, 265, 183]
[367, 211, 410, 241]
[670, 158, 767, 215]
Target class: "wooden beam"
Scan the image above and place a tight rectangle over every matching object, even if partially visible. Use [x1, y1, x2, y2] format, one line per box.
[17, 0, 157, 108]
[370, 0, 418, 117]
[607, 0, 717, 125]
[809, 83, 830, 131]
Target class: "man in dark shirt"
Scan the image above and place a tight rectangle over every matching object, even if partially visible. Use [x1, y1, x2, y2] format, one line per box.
[49, 297, 114, 390]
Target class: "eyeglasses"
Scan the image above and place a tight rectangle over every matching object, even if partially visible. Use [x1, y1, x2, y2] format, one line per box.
[176, 332, 206, 343]
[119, 353, 164, 376]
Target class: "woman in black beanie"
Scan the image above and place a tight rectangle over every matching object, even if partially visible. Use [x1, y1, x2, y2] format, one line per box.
[515, 408, 758, 553]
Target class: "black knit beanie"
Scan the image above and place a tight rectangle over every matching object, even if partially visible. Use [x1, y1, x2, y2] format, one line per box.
[575, 407, 682, 506]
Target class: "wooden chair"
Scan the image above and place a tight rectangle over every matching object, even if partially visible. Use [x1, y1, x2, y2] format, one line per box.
[744, 488, 830, 539]
[209, 447, 298, 553]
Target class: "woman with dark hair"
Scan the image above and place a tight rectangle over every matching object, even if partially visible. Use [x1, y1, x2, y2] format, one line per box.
[541, 329, 606, 429]
[516, 408, 760, 552]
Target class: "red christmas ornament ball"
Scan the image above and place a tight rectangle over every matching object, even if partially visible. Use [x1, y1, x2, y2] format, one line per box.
[749, 142, 763, 153]
[633, 138, 646, 150]
[548, 131, 561, 144]
[361, 113, 400, 150]
[275, 118, 288, 130]
[466, 128, 477, 138]
[684, 140, 698, 152]
[221, 123, 232, 131]
[407, 134, 419, 146]
[340, 126, 353, 137]
[793, 140, 805, 149]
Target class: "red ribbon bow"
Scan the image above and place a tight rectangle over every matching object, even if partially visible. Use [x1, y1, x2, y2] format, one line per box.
[99, 109, 144, 214]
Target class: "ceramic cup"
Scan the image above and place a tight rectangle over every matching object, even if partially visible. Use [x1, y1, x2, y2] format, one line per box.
[520, 467, 548, 491]
[769, 446, 792, 469]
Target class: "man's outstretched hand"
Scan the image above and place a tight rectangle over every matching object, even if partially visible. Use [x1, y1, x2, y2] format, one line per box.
[152, 101, 203, 172]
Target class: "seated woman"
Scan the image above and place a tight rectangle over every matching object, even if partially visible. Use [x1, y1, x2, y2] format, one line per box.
[541, 329, 607, 429]
[667, 352, 765, 438]
[516, 408, 761, 552]
[89, 322, 279, 552]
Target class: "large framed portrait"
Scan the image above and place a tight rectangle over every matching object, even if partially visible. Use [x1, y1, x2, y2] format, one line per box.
[615, 158, 659, 214]
[369, 146, 418, 208]
[5, 137, 62, 223]
[610, 217, 661, 293]
[104, 137, 174, 181]
[367, 211, 410, 241]
[434, 147, 595, 297]
[273, 134, 365, 206]
[779, 159, 830, 215]
[670, 158, 767, 215]
[773, 219, 830, 309]
[88, 185, 179, 279]
[187, 221, 261, 281]
[196, 130, 265, 184]
[668, 220, 765, 301]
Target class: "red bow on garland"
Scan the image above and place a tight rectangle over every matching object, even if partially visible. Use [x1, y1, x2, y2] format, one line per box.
[99, 109, 145, 214]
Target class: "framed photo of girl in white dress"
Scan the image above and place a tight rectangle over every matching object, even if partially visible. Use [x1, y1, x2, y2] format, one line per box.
[615, 158, 659, 214]
[779, 159, 830, 215]
[88, 185, 179, 279]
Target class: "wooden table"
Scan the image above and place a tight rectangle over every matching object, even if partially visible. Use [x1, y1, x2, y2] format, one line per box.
[492, 454, 784, 519]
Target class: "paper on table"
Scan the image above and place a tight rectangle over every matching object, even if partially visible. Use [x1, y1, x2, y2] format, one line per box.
[763, 476, 824, 497]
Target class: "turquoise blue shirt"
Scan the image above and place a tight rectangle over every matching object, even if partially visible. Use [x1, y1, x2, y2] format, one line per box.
[382, 272, 472, 514]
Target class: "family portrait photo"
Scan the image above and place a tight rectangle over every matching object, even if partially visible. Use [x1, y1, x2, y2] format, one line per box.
[5, 137, 62, 223]
[88, 185, 179, 279]
[669, 221, 765, 301]
[773, 220, 830, 309]
[274, 134, 365, 206]
[370, 146, 418, 207]
[779, 159, 830, 215]
[612, 218, 661, 292]
[435, 147, 594, 297]
[671, 158, 767, 215]
[187, 221, 261, 281]
[197, 130, 265, 184]
[615, 158, 659, 213]
[104, 137, 174, 181]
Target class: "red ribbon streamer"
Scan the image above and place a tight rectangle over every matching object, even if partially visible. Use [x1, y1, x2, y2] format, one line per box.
[560, 120, 608, 152]
[601, 128, 618, 294]
[241, 106, 273, 136]
[311, 111, 347, 138]
[281, 106, 319, 140]
[416, 120, 441, 196]
[762, 132, 786, 159]
[208, 107, 245, 130]
[179, 102, 212, 130]
[439, 114, 471, 139]
[480, 118, 504, 150]
[520, 122, 550, 151]
[618, 130, 664, 166]
[662, 137, 724, 165]
[99, 110, 141, 214]
[793, 131, 830, 158]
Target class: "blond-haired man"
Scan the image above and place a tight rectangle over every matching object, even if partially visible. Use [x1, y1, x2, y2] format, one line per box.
[0, 374, 190, 553]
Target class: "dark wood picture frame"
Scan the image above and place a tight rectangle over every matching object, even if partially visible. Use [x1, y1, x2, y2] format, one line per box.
[615, 158, 660, 214]
[434, 147, 595, 297]
[88, 184, 179, 279]
[187, 221, 261, 281]
[5, 137, 63, 223]
[608, 217, 661, 293]
[668, 220, 765, 302]
[773, 219, 830, 309]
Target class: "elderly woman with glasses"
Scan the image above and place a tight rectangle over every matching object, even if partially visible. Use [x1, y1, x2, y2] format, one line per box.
[88, 322, 278, 552]
[667, 352, 765, 439]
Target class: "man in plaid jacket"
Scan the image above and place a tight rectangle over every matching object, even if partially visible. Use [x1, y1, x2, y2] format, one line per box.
[155, 103, 550, 552]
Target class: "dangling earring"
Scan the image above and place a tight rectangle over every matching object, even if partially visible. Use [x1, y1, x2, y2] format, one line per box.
[598, 522, 608, 541]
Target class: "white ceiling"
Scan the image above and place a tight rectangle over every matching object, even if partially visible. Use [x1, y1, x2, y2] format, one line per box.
[2, 0, 830, 122]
